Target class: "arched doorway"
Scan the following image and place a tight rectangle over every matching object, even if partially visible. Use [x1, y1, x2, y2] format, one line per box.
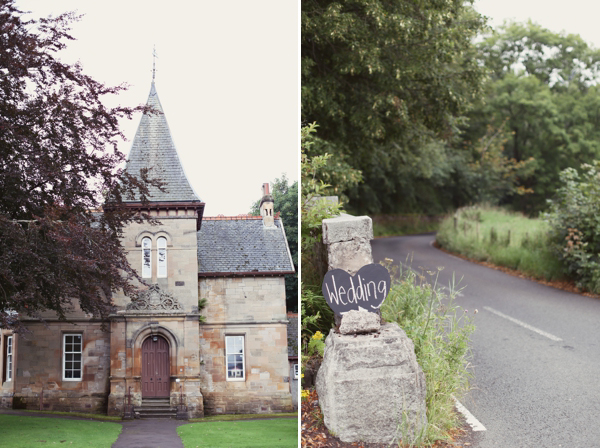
[141, 335, 170, 397]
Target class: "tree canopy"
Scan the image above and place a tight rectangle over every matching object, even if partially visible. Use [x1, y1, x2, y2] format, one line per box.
[302, 0, 488, 213]
[463, 21, 600, 213]
[0, 1, 153, 330]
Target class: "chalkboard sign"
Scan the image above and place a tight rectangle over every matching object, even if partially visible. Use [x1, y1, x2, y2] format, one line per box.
[321, 264, 391, 315]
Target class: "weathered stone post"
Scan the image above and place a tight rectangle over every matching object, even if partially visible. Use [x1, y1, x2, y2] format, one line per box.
[322, 214, 375, 326]
[316, 213, 428, 444]
[322, 214, 374, 275]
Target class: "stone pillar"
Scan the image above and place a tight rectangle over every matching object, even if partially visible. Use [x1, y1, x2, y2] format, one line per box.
[316, 323, 428, 444]
[322, 214, 373, 275]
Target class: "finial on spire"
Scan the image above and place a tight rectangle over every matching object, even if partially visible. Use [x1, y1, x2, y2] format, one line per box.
[152, 45, 158, 82]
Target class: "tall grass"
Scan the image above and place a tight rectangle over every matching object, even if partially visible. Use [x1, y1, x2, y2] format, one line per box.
[436, 205, 565, 282]
[381, 263, 475, 445]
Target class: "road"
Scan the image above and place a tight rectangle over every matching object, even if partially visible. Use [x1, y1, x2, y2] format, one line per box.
[371, 234, 600, 447]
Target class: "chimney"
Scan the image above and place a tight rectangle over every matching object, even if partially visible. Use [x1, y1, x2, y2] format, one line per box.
[259, 183, 274, 227]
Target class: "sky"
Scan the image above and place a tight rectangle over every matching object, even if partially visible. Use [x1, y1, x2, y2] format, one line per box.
[14, 0, 299, 216]
[474, 0, 600, 48]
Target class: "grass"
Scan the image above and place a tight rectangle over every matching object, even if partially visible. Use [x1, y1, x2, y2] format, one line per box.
[0, 414, 122, 447]
[177, 418, 297, 448]
[436, 205, 565, 282]
[20, 409, 122, 421]
[372, 214, 443, 238]
[381, 263, 475, 445]
[188, 412, 297, 423]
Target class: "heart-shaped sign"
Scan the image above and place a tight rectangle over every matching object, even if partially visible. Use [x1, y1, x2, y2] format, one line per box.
[321, 263, 391, 315]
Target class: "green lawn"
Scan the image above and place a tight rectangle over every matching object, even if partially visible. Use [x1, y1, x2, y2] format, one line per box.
[177, 418, 297, 448]
[0, 414, 122, 447]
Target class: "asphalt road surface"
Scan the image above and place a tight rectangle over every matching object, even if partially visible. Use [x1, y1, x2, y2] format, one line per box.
[371, 234, 600, 448]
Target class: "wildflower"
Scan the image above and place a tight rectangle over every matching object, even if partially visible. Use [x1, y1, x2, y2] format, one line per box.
[312, 331, 324, 340]
[301, 390, 310, 399]
[301, 373, 304, 378]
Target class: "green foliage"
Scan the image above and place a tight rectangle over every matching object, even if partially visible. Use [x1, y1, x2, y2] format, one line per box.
[371, 214, 443, 238]
[302, 0, 487, 214]
[306, 334, 325, 358]
[479, 20, 600, 88]
[301, 123, 345, 286]
[301, 133, 363, 206]
[436, 205, 565, 281]
[466, 124, 535, 204]
[249, 175, 298, 311]
[544, 162, 600, 293]
[300, 285, 334, 348]
[463, 21, 600, 214]
[300, 283, 334, 389]
[0, 414, 122, 448]
[198, 298, 208, 323]
[177, 419, 297, 448]
[381, 264, 475, 444]
[300, 123, 359, 389]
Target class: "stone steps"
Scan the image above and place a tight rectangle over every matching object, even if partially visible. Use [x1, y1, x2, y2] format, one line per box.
[136, 398, 176, 419]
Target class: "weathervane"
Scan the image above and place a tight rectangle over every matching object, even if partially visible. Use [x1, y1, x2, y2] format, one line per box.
[152, 45, 158, 81]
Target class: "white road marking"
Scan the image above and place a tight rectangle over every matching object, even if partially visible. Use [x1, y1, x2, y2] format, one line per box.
[453, 396, 487, 432]
[483, 306, 563, 342]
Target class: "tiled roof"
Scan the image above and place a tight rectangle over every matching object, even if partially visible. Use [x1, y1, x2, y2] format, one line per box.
[197, 218, 295, 274]
[287, 313, 298, 357]
[124, 82, 201, 203]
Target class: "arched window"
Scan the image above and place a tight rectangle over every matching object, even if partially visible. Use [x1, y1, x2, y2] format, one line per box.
[142, 237, 152, 278]
[157, 236, 167, 278]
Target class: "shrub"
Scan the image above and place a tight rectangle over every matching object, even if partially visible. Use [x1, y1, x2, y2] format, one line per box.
[545, 162, 600, 293]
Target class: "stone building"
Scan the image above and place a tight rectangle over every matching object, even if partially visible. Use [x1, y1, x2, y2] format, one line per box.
[287, 312, 299, 410]
[0, 80, 295, 418]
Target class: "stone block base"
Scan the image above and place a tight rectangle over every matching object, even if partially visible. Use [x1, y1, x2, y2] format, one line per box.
[0, 393, 13, 409]
[12, 392, 108, 414]
[316, 323, 427, 444]
[203, 391, 293, 415]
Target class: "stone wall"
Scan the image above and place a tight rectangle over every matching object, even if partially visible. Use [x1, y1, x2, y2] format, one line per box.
[199, 323, 291, 414]
[107, 314, 203, 418]
[10, 321, 110, 413]
[199, 276, 288, 323]
[289, 361, 298, 410]
[198, 276, 292, 414]
[0, 330, 14, 408]
[113, 212, 199, 312]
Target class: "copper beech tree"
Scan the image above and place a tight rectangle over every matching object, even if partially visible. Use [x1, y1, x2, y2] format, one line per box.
[0, 1, 159, 330]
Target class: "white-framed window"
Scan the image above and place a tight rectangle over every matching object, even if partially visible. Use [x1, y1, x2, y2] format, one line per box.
[293, 363, 298, 379]
[5, 336, 12, 382]
[142, 237, 152, 278]
[63, 334, 82, 381]
[157, 236, 167, 278]
[225, 335, 245, 381]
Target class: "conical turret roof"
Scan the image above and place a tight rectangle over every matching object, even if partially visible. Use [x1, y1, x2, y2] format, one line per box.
[124, 82, 200, 203]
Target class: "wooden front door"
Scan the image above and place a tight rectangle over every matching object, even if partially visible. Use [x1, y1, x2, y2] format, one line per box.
[141, 335, 170, 397]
